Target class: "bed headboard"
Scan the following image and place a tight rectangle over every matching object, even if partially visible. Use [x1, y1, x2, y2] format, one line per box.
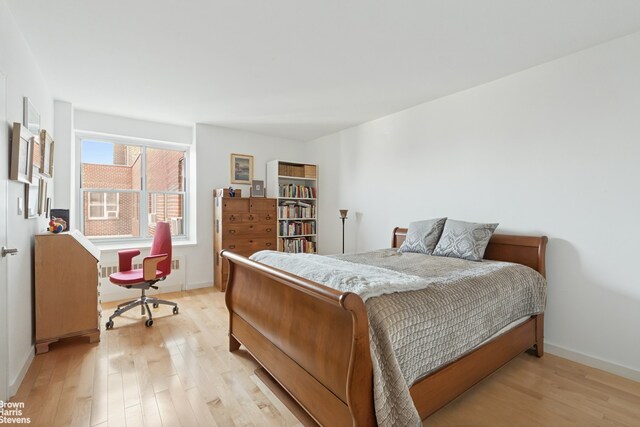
[391, 227, 548, 277]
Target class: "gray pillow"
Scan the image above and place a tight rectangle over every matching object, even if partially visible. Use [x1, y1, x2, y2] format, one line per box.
[433, 219, 498, 261]
[398, 218, 447, 255]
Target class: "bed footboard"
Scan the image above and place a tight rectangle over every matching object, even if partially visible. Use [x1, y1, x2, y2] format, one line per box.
[222, 250, 376, 426]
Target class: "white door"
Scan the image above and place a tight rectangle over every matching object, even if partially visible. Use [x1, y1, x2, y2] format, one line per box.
[0, 71, 9, 401]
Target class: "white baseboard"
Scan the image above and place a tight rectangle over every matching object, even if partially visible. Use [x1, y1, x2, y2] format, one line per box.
[185, 281, 213, 290]
[545, 342, 640, 382]
[9, 346, 34, 397]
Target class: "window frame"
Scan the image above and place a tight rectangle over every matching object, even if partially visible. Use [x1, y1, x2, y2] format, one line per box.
[76, 131, 189, 244]
[87, 191, 120, 220]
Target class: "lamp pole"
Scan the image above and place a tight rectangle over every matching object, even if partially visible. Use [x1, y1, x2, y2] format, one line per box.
[339, 210, 348, 254]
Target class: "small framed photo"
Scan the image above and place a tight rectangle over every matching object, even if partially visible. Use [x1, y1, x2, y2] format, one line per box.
[230, 153, 253, 185]
[251, 180, 265, 197]
[39, 129, 54, 178]
[10, 123, 35, 184]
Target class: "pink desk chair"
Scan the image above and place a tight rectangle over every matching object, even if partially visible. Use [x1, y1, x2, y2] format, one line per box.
[105, 221, 178, 328]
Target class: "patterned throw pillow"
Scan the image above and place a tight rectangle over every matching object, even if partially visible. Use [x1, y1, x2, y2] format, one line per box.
[398, 218, 447, 255]
[432, 219, 498, 261]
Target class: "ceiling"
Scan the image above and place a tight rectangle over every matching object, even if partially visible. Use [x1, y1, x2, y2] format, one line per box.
[6, 0, 640, 141]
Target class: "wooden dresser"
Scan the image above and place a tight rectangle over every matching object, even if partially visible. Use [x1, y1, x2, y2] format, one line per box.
[34, 231, 101, 353]
[213, 195, 277, 291]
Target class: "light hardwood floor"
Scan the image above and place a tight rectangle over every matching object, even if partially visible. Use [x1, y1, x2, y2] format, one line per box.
[12, 287, 640, 427]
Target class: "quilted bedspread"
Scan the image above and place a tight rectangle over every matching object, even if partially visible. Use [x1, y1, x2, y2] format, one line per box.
[252, 248, 547, 426]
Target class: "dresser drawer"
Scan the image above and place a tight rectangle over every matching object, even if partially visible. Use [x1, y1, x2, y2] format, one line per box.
[222, 238, 276, 252]
[250, 198, 276, 212]
[222, 223, 276, 237]
[221, 198, 250, 212]
[222, 212, 276, 223]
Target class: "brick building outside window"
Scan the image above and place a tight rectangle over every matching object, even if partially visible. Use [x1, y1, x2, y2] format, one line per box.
[80, 138, 186, 240]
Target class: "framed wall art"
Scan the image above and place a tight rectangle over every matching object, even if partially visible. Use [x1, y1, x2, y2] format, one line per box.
[40, 129, 54, 178]
[24, 173, 42, 219]
[10, 122, 34, 184]
[230, 153, 253, 185]
[23, 97, 40, 135]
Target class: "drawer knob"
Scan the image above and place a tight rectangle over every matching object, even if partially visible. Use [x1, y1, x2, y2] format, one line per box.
[266, 216, 271, 220]
[249, 240, 253, 243]
[266, 242, 272, 247]
[249, 215, 254, 220]
[266, 228, 272, 232]
[229, 230, 236, 234]
[229, 244, 236, 249]
[230, 215, 236, 221]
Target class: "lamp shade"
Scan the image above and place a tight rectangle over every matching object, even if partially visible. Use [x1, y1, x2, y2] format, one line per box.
[339, 209, 348, 219]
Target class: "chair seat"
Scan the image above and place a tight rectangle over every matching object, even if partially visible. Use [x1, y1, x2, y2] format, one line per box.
[109, 269, 163, 285]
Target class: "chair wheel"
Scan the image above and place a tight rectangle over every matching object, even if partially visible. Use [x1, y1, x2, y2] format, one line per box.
[153, 303, 159, 308]
[105, 320, 114, 329]
[145, 319, 154, 327]
[173, 306, 179, 315]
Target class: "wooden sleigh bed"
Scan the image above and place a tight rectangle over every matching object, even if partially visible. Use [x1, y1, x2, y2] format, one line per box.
[221, 228, 548, 426]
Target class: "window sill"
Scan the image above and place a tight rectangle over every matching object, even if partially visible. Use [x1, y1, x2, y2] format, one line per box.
[94, 238, 197, 252]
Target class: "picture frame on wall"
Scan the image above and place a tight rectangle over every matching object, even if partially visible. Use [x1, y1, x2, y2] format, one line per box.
[230, 153, 253, 185]
[23, 97, 40, 135]
[251, 180, 265, 197]
[39, 129, 54, 178]
[24, 173, 41, 219]
[10, 122, 35, 184]
[32, 131, 42, 171]
[39, 180, 47, 215]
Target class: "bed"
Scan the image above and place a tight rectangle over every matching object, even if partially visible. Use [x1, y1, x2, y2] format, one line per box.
[221, 228, 548, 426]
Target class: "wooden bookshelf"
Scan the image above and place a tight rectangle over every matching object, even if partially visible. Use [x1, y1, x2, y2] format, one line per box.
[267, 160, 318, 254]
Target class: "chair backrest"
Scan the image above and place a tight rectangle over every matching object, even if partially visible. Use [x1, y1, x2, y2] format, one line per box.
[150, 222, 172, 276]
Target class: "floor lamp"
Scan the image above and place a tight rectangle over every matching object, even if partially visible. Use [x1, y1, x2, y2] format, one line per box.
[339, 209, 348, 254]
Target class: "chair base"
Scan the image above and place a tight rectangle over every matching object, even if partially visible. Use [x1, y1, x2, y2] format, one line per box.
[106, 289, 178, 328]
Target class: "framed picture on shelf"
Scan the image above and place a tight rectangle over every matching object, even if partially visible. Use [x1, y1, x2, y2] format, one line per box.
[251, 180, 265, 197]
[230, 153, 253, 184]
[10, 123, 35, 184]
[39, 129, 54, 178]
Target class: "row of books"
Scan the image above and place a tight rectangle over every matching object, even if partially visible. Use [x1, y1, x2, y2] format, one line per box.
[279, 221, 316, 236]
[279, 184, 317, 199]
[278, 203, 316, 218]
[279, 164, 306, 177]
[279, 237, 316, 253]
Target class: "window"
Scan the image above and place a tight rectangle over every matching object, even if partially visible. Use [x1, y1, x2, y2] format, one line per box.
[88, 192, 119, 219]
[80, 138, 187, 240]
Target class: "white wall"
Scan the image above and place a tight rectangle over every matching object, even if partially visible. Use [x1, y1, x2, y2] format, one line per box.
[190, 123, 306, 286]
[0, 0, 54, 394]
[305, 32, 640, 377]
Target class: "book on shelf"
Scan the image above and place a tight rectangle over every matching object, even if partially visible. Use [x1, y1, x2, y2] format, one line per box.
[278, 163, 316, 179]
[279, 221, 316, 236]
[278, 237, 316, 253]
[279, 184, 317, 199]
[278, 203, 316, 219]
